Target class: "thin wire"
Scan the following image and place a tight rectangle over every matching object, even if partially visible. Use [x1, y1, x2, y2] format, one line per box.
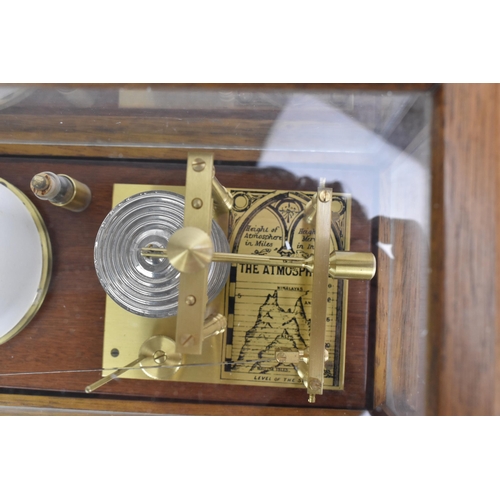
[0, 358, 270, 377]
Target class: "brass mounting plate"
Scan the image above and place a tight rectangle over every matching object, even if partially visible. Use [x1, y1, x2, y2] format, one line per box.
[101, 184, 350, 390]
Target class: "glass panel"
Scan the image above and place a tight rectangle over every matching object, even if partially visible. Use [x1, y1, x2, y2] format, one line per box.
[0, 85, 422, 152]
[0, 85, 432, 415]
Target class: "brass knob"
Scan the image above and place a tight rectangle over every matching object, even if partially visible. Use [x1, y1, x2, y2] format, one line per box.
[166, 227, 214, 274]
[329, 251, 376, 280]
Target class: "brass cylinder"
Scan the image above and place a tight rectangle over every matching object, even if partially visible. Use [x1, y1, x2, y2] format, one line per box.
[52, 175, 92, 212]
[31, 172, 92, 212]
[212, 176, 233, 211]
[330, 251, 376, 280]
[303, 193, 318, 224]
[203, 313, 227, 339]
[166, 227, 214, 274]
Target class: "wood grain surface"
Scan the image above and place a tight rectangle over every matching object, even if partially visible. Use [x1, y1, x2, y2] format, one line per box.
[385, 218, 428, 415]
[427, 84, 500, 415]
[371, 84, 500, 416]
[0, 393, 364, 416]
[372, 199, 429, 415]
[0, 83, 435, 164]
[0, 157, 373, 413]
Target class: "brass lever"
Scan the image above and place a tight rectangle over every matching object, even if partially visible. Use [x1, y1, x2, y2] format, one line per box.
[141, 242, 376, 281]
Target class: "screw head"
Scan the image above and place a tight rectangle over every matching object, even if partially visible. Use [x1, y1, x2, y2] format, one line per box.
[318, 189, 331, 203]
[191, 198, 203, 209]
[308, 377, 322, 391]
[153, 350, 168, 364]
[276, 352, 287, 363]
[185, 295, 196, 306]
[180, 334, 195, 347]
[192, 158, 206, 171]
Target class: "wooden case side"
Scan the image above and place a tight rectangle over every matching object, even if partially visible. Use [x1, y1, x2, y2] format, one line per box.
[430, 84, 500, 416]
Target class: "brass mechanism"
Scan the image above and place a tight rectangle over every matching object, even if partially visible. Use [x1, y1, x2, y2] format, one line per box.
[85, 335, 182, 393]
[142, 246, 375, 281]
[142, 159, 374, 402]
[93, 153, 376, 402]
[86, 314, 226, 393]
[175, 153, 214, 355]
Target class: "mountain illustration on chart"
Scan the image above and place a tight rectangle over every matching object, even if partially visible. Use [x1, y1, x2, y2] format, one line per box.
[233, 290, 310, 373]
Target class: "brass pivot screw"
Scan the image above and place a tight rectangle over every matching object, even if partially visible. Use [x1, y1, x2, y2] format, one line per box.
[318, 189, 332, 203]
[192, 198, 203, 209]
[185, 295, 196, 305]
[307, 378, 322, 405]
[192, 158, 206, 171]
[276, 351, 288, 363]
[309, 378, 322, 391]
[180, 334, 195, 347]
[153, 350, 168, 364]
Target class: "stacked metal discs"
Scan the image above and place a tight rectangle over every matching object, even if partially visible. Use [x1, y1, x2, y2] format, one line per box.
[94, 190, 230, 318]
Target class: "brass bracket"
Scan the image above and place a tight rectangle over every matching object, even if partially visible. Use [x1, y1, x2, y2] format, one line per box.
[306, 186, 333, 402]
[174, 152, 215, 354]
